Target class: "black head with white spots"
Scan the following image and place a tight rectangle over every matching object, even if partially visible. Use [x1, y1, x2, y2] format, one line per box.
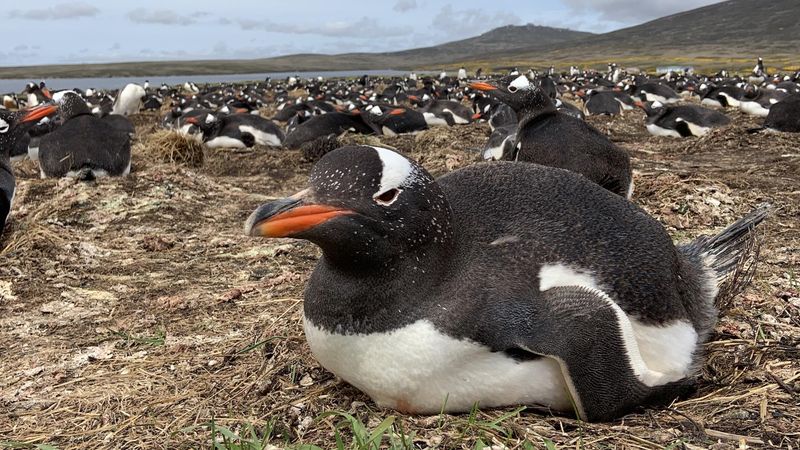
[0, 104, 57, 157]
[245, 145, 453, 267]
[57, 91, 92, 121]
[469, 75, 554, 114]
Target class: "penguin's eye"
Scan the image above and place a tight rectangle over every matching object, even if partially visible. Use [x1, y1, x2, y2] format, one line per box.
[374, 188, 402, 206]
[507, 85, 518, 93]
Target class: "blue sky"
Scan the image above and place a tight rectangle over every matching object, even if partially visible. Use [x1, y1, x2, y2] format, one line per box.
[1, 0, 720, 67]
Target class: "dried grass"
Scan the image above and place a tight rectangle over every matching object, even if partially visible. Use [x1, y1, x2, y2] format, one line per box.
[0, 104, 798, 449]
[139, 129, 205, 167]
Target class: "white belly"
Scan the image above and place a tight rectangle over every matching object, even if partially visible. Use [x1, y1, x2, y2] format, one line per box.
[205, 135, 247, 148]
[239, 125, 282, 147]
[303, 317, 572, 414]
[423, 112, 448, 127]
[739, 101, 769, 117]
[646, 123, 681, 138]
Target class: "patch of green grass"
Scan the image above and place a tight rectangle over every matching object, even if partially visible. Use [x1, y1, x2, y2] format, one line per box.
[0, 442, 60, 450]
[112, 328, 166, 347]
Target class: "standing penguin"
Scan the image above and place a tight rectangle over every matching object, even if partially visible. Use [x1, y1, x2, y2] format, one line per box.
[245, 145, 769, 422]
[1, 104, 58, 227]
[39, 92, 132, 179]
[111, 83, 146, 116]
[471, 76, 633, 198]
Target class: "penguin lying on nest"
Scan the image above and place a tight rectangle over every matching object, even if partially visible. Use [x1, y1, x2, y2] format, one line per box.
[245, 145, 768, 422]
[471, 76, 633, 199]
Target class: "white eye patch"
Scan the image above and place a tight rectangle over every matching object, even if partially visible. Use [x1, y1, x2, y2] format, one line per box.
[372, 146, 412, 199]
[508, 75, 531, 92]
[0, 118, 8, 133]
[205, 114, 216, 124]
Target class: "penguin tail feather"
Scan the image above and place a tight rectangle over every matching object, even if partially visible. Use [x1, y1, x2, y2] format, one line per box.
[746, 126, 766, 134]
[77, 166, 96, 182]
[683, 203, 771, 309]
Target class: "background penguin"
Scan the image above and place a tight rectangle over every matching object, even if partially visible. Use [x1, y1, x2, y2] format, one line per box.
[471, 76, 633, 199]
[39, 92, 131, 180]
[750, 93, 800, 133]
[420, 100, 474, 126]
[581, 90, 625, 116]
[636, 101, 731, 137]
[627, 81, 680, 104]
[701, 85, 745, 108]
[362, 105, 428, 136]
[554, 98, 585, 120]
[111, 83, 146, 116]
[471, 95, 518, 130]
[1, 104, 57, 227]
[187, 112, 284, 148]
[283, 111, 373, 149]
[244, 145, 768, 422]
[739, 87, 787, 117]
[482, 124, 516, 160]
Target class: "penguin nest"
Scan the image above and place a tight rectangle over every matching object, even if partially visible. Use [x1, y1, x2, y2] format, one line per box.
[143, 130, 205, 167]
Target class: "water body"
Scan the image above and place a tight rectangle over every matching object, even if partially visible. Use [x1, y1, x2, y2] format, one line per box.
[0, 69, 410, 93]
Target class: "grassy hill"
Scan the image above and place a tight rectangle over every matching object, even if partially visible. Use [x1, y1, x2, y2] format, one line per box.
[0, 25, 591, 79]
[1, 0, 797, 79]
[461, 0, 800, 72]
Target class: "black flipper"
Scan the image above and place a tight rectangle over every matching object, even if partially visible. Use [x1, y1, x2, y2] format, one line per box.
[517, 286, 693, 422]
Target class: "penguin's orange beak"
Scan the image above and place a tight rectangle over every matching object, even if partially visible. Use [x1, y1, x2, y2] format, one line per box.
[389, 108, 405, 116]
[245, 190, 354, 238]
[471, 112, 482, 120]
[20, 103, 57, 123]
[468, 82, 497, 92]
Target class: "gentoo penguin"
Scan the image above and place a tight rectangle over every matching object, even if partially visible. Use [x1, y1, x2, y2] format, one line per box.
[739, 87, 787, 117]
[23, 82, 52, 107]
[420, 100, 474, 126]
[102, 114, 136, 137]
[284, 111, 373, 149]
[362, 105, 428, 136]
[482, 125, 516, 160]
[471, 76, 633, 199]
[637, 101, 730, 138]
[186, 112, 284, 148]
[749, 57, 766, 85]
[471, 96, 517, 131]
[244, 145, 769, 422]
[628, 82, 680, 104]
[750, 94, 800, 133]
[581, 90, 627, 116]
[701, 85, 745, 108]
[554, 99, 585, 120]
[111, 83, 146, 116]
[1, 104, 57, 227]
[39, 92, 131, 179]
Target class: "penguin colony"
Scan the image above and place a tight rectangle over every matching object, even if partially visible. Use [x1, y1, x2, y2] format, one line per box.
[1, 59, 794, 422]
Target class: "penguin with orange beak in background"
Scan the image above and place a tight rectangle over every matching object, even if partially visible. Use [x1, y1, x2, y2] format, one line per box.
[470, 76, 633, 199]
[1, 103, 58, 228]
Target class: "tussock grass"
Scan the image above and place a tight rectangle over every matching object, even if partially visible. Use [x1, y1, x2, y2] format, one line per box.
[140, 130, 205, 167]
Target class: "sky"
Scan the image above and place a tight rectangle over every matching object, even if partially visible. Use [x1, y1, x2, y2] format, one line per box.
[1, 0, 721, 67]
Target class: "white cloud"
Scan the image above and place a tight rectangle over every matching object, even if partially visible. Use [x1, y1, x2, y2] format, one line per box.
[393, 0, 418, 13]
[560, 0, 721, 24]
[8, 2, 99, 20]
[126, 8, 197, 25]
[235, 16, 412, 39]
[431, 4, 521, 40]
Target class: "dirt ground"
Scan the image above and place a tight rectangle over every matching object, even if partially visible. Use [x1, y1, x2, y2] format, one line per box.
[1, 103, 798, 449]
